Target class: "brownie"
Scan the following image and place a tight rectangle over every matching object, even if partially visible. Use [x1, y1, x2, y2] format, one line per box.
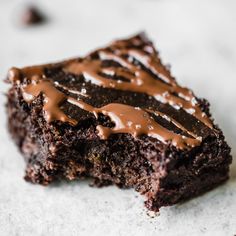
[6, 33, 232, 211]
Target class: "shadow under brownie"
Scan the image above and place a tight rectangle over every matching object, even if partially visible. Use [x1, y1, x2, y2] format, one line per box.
[6, 33, 232, 211]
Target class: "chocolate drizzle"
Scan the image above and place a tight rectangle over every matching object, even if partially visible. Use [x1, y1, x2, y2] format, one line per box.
[64, 42, 212, 128]
[23, 76, 77, 125]
[69, 99, 201, 148]
[21, 79, 201, 149]
[8, 33, 214, 150]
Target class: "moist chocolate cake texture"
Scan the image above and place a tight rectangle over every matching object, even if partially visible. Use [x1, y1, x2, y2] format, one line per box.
[6, 33, 232, 211]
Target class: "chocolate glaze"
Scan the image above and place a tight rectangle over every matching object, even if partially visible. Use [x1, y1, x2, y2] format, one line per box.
[65, 45, 211, 128]
[23, 76, 77, 125]
[8, 33, 214, 150]
[69, 99, 201, 148]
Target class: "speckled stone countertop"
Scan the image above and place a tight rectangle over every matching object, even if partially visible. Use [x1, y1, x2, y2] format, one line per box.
[0, 0, 235, 235]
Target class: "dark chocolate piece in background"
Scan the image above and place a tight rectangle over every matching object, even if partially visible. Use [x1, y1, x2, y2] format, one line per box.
[21, 6, 46, 25]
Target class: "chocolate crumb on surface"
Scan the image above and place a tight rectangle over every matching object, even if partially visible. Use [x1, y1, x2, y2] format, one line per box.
[6, 33, 232, 211]
[21, 6, 46, 25]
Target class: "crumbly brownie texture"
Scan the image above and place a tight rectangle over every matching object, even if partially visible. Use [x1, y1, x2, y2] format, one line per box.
[6, 33, 232, 211]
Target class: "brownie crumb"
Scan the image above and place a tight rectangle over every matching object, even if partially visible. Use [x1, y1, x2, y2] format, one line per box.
[21, 6, 46, 26]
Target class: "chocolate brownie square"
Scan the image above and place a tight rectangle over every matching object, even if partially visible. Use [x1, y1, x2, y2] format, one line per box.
[6, 33, 232, 211]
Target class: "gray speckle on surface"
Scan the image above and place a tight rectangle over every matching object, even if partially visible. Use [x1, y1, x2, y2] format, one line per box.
[0, 0, 236, 235]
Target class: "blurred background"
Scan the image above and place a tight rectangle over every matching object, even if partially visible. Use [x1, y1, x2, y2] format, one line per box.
[0, 0, 236, 235]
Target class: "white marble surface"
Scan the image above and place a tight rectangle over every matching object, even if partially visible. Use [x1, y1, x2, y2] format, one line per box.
[0, 0, 236, 235]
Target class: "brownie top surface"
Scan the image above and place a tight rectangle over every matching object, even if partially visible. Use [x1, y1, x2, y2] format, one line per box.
[8, 33, 216, 150]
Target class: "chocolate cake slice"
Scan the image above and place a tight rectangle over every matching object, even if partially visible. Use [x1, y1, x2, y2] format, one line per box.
[6, 33, 232, 211]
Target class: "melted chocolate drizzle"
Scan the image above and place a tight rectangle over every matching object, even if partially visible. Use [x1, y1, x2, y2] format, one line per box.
[64, 44, 211, 128]
[8, 34, 213, 149]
